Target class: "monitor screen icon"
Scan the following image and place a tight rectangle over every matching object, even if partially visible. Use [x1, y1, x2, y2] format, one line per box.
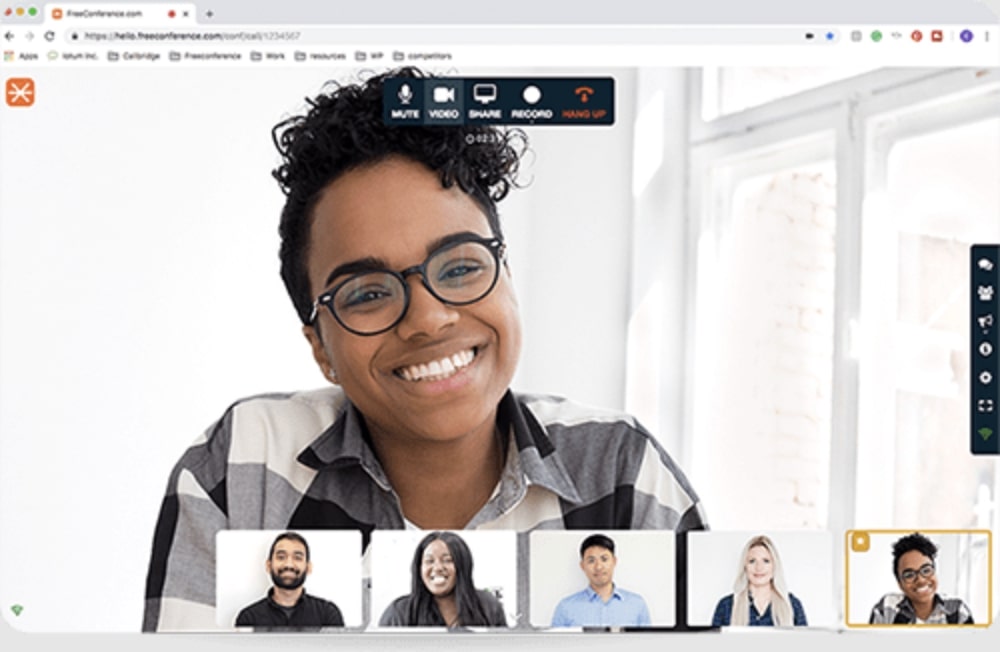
[473, 83, 498, 104]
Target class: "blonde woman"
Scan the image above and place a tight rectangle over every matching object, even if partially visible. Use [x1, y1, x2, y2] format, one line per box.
[711, 535, 807, 626]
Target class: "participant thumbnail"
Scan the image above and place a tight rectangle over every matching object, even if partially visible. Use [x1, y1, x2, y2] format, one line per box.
[845, 529, 991, 627]
[216, 529, 361, 630]
[369, 530, 516, 630]
[530, 530, 675, 628]
[687, 530, 835, 628]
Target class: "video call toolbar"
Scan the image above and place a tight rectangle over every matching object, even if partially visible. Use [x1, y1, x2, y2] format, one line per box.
[382, 77, 615, 127]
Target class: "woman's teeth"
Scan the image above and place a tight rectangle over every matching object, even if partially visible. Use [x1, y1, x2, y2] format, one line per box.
[397, 349, 475, 382]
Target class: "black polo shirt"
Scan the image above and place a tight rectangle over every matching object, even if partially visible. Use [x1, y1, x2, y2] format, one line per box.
[235, 588, 344, 630]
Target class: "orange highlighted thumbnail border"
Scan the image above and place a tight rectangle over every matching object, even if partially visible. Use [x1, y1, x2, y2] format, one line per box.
[844, 529, 992, 628]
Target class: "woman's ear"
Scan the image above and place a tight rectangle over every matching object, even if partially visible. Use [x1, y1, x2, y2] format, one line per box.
[303, 324, 339, 384]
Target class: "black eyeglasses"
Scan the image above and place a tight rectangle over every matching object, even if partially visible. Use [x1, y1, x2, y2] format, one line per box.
[900, 563, 935, 583]
[310, 235, 506, 336]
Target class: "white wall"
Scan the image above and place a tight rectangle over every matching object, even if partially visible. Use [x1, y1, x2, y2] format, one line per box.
[625, 68, 691, 461]
[500, 68, 637, 411]
[1, 67, 325, 634]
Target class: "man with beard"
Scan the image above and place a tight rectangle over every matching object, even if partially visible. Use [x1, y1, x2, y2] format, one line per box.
[235, 532, 344, 629]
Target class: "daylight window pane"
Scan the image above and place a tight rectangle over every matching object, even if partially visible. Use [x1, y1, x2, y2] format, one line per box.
[702, 66, 879, 120]
[694, 160, 836, 529]
[885, 117, 1000, 528]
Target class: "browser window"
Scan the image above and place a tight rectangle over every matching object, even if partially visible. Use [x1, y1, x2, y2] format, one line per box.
[1, 0, 999, 649]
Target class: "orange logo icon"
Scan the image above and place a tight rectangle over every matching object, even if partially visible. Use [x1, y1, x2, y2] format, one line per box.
[52, 8, 63, 20]
[6, 77, 35, 106]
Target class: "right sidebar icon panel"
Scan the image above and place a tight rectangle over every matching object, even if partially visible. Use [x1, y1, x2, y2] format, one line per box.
[971, 245, 999, 454]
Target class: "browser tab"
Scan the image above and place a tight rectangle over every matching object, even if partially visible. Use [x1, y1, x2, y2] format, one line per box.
[42, 3, 197, 25]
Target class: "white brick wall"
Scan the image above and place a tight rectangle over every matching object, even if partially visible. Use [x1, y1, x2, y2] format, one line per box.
[693, 163, 836, 530]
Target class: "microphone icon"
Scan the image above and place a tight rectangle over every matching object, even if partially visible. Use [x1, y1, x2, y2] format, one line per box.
[398, 83, 413, 105]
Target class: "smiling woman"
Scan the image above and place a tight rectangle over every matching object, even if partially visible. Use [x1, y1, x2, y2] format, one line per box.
[141, 66, 707, 633]
[378, 531, 509, 628]
[711, 535, 807, 627]
[868, 533, 975, 625]
[302, 157, 523, 529]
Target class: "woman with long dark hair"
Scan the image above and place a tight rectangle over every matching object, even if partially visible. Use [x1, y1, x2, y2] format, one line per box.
[379, 531, 509, 628]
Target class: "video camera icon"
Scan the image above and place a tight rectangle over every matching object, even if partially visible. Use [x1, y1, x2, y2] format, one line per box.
[432, 86, 456, 103]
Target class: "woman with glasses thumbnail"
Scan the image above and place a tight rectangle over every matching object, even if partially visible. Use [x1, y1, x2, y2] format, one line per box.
[868, 532, 974, 624]
[378, 532, 508, 628]
[711, 535, 807, 627]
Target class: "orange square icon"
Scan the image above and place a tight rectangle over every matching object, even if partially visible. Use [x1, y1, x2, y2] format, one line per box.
[848, 530, 870, 552]
[6, 77, 35, 107]
[52, 8, 64, 20]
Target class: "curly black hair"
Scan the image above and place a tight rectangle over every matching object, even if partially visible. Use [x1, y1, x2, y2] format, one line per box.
[272, 67, 527, 325]
[891, 532, 938, 580]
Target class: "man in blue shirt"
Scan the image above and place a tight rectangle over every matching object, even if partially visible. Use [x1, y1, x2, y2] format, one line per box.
[550, 534, 651, 627]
